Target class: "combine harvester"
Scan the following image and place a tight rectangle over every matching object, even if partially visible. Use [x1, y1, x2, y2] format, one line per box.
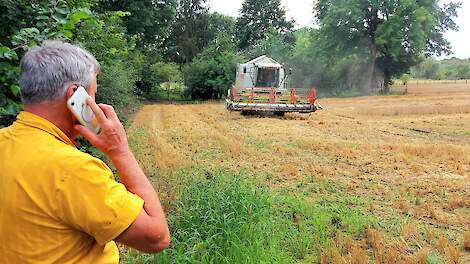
[226, 55, 322, 116]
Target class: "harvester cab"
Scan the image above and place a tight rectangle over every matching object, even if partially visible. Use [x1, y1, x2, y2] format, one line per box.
[226, 55, 322, 115]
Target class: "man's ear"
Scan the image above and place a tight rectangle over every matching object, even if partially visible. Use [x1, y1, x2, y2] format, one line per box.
[65, 84, 78, 100]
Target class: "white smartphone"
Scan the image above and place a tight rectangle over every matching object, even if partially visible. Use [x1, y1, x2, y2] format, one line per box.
[67, 86, 101, 134]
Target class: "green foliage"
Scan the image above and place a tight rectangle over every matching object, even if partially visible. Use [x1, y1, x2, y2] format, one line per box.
[426, 253, 444, 264]
[183, 36, 244, 99]
[0, 47, 22, 116]
[10, 1, 92, 48]
[151, 62, 182, 84]
[96, 0, 178, 48]
[315, 0, 461, 94]
[207, 13, 237, 44]
[122, 166, 374, 263]
[0, 0, 463, 124]
[245, 28, 293, 63]
[96, 62, 141, 120]
[73, 11, 143, 120]
[236, 0, 294, 51]
[74, 11, 135, 65]
[400, 74, 411, 85]
[154, 169, 294, 263]
[152, 83, 188, 101]
[165, 0, 211, 63]
[285, 28, 368, 96]
[141, 62, 183, 99]
[412, 58, 470, 80]
[0, 0, 93, 120]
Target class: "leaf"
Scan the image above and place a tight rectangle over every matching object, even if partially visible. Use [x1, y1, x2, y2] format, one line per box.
[34, 33, 47, 43]
[69, 10, 90, 25]
[21, 28, 40, 35]
[0, 46, 17, 60]
[115, 11, 131, 18]
[36, 15, 49, 21]
[0, 92, 6, 106]
[11, 36, 25, 47]
[62, 22, 75, 31]
[36, 21, 47, 28]
[4, 99, 21, 115]
[55, 7, 70, 15]
[9, 50, 18, 60]
[62, 30, 73, 39]
[10, 85, 20, 97]
[52, 14, 68, 25]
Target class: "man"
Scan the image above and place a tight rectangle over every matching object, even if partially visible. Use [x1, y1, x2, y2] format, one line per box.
[0, 41, 170, 263]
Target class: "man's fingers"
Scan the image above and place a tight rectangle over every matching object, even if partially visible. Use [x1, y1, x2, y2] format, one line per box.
[99, 104, 119, 121]
[86, 97, 107, 124]
[74, 125, 99, 145]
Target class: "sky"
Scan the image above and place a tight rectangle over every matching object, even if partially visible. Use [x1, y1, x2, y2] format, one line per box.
[210, 0, 470, 59]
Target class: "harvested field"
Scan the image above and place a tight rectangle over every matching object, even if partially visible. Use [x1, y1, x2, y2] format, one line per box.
[128, 83, 470, 263]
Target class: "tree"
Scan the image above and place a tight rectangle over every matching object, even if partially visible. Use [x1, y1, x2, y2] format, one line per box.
[207, 13, 237, 45]
[164, 0, 210, 63]
[139, 62, 183, 99]
[0, 0, 93, 119]
[73, 11, 143, 119]
[315, 0, 461, 95]
[151, 63, 183, 100]
[412, 58, 470, 80]
[400, 74, 411, 86]
[245, 27, 294, 63]
[236, 0, 294, 51]
[97, 0, 177, 48]
[416, 59, 443, 79]
[280, 28, 368, 96]
[183, 35, 244, 99]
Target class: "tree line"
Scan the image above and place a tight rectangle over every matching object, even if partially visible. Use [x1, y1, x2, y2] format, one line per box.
[0, 0, 461, 122]
[411, 58, 470, 80]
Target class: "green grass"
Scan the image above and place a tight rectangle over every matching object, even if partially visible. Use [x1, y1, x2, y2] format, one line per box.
[245, 136, 273, 152]
[334, 88, 362, 98]
[122, 166, 375, 264]
[153, 90, 189, 101]
[426, 253, 444, 264]
[125, 127, 377, 263]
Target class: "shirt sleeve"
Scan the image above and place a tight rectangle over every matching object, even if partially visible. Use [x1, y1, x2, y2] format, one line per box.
[55, 156, 144, 245]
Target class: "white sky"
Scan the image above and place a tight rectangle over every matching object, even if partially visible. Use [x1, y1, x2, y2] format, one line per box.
[210, 0, 470, 59]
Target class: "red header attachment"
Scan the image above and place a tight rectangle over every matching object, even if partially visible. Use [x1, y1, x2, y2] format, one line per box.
[308, 87, 317, 105]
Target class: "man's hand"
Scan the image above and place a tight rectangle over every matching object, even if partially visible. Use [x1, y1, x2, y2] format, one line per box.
[74, 97, 130, 159]
[74, 97, 171, 253]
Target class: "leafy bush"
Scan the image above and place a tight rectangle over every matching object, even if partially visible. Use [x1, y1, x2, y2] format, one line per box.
[139, 62, 183, 100]
[96, 62, 140, 121]
[73, 11, 143, 121]
[0, 0, 92, 121]
[183, 36, 243, 100]
[400, 74, 411, 85]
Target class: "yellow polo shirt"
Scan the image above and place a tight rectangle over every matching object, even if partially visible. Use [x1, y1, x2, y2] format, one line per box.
[0, 112, 144, 263]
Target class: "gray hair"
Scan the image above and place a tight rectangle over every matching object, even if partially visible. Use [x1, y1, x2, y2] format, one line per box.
[19, 40, 100, 104]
